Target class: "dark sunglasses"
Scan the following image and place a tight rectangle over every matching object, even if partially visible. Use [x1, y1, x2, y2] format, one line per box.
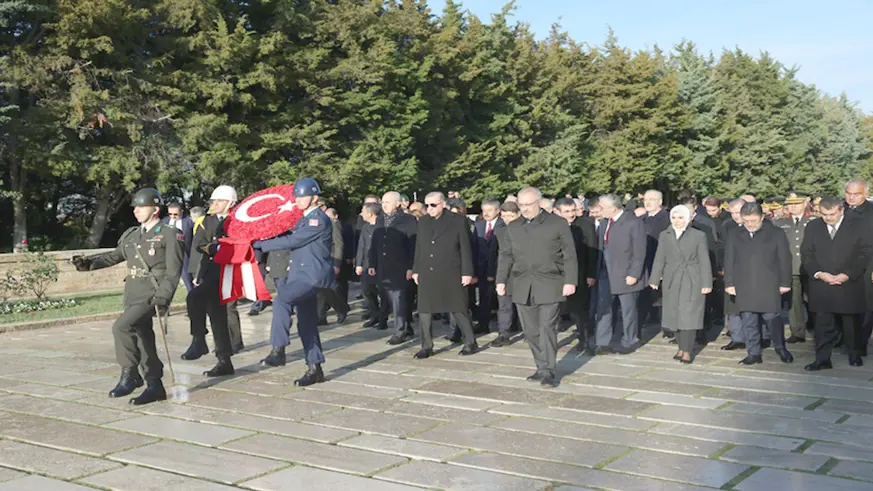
[425, 203, 441, 208]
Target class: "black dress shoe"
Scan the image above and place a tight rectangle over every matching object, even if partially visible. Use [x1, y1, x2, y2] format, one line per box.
[474, 323, 491, 334]
[490, 335, 511, 348]
[181, 337, 209, 360]
[362, 318, 379, 328]
[261, 346, 286, 367]
[444, 330, 462, 343]
[109, 368, 143, 398]
[776, 348, 794, 363]
[557, 324, 570, 333]
[377, 321, 389, 330]
[204, 357, 235, 377]
[336, 312, 348, 324]
[668, 338, 677, 345]
[663, 331, 675, 339]
[526, 371, 544, 381]
[804, 360, 833, 371]
[232, 343, 245, 355]
[739, 355, 763, 365]
[849, 356, 864, 367]
[540, 374, 558, 387]
[785, 336, 806, 344]
[615, 346, 635, 355]
[317, 318, 328, 326]
[414, 348, 433, 359]
[594, 346, 615, 356]
[294, 364, 325, 386]
[679, 357, 694, 365]
[721, 341, 745, 351]
[388, 331, 413, 345]
[129, 381, 167, 406]
[459, 343, 480, 356]
[762, 340, 772, 349]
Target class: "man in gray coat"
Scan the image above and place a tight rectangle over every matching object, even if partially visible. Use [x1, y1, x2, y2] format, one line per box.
[594, 193, 647, 354]
[497, 187, 578, 387]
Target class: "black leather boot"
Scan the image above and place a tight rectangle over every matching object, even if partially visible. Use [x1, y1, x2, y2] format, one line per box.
[129, 380, 167, 406]
[109, 367, 143, 398]
[204, 356, 235, 377]
[181, 336, 209, 360]
[261, 346, 286, 367]
[294, 364, 325, 386]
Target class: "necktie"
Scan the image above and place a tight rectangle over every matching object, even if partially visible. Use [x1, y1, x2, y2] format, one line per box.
[829, 225, 836, 239]
[605, 218, 614, 245]
[485, 222, 493, 240]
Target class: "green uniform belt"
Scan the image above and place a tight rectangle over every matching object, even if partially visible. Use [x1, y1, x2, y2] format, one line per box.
[127, 266, 164, 280]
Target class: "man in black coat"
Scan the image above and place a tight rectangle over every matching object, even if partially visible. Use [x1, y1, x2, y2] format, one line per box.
[356, 204, 387, 328]
[412, 192, 479, 358]
[724, 202, 793, 365]
[640, 190, 670, 328]
[497, 187, 578, 387]
[556, 198, 598, 354]
[369, 192, 418, 344]
[802, 197, 871, 370]
[593, 193, 647, 354]
[473, 199, 505, 333]
[316, 208, 351, 325]
[844, 179, 873, 355]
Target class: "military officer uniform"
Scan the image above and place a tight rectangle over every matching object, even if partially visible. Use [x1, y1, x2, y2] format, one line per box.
[775, 210, 812, 341]
[256, 178, 334, 386]
[73, 188, 182, 405]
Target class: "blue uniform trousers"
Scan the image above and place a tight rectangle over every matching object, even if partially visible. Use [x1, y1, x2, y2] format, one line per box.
[270, 279, 323, 365]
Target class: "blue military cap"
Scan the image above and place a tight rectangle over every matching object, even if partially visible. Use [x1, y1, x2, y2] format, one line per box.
[294, 178, 321, 197]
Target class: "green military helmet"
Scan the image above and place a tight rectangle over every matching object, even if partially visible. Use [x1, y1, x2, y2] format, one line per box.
[131, 188, 163, 207]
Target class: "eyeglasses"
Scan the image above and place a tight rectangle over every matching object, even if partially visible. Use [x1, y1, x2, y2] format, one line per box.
[517, 201, 538, 207]
[168, 212, 180, 217]
[425, 203, 441, 208]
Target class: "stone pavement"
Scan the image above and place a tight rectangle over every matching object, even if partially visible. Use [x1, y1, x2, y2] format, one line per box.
[1, 303, 873, 490]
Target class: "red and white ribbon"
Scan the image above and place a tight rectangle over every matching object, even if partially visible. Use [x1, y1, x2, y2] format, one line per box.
[214, 238, 272, 305]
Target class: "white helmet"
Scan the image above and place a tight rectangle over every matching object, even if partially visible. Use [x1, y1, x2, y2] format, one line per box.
[210, 185, 237, 202]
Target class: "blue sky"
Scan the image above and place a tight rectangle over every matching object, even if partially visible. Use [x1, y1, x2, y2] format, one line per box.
[431, 0, 873, 114]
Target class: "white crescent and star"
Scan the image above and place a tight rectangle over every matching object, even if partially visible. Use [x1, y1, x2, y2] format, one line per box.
[234, 193, 296, 223]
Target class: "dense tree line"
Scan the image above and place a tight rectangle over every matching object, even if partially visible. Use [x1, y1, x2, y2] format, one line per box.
[1, 0, 871, 251]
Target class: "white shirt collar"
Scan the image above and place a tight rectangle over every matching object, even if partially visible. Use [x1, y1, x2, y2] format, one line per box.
[612, 210, 624, 222]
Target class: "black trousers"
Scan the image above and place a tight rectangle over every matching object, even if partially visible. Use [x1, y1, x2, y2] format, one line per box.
[381, 286, 410, 334]
[187, 281, 233, 357]
[815, 312, 860, 361]
[317, 282, 350, 320]
[362, 282, 386, 320]
[420, 311, 475, 350]
[678, 330, 696, 353]
[741, 312, 784, 356]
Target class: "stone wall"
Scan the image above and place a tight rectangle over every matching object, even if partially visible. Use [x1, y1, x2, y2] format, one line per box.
[0, 249, 126, 300]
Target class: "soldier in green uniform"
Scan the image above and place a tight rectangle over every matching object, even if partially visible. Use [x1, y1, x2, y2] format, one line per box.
[72, 188, 183, 405]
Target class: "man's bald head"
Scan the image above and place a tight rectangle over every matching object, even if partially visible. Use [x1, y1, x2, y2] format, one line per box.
[382, 191, 401, 214]
[517, 187, 543, 219]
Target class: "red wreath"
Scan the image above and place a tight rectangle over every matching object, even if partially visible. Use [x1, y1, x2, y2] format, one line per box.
[216, 185, 304, 304]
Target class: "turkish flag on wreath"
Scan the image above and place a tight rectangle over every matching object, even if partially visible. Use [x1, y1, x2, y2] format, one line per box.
[213, 185, 304, 305]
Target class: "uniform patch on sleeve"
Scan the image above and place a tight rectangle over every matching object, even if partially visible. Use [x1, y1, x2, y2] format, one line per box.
[309, 219, 319, 227]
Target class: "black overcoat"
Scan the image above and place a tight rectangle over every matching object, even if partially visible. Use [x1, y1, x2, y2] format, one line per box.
[413, 212, 474, 313]
[801, 216, 871, 314]
[566, 217, 598, 312]
[723, 222, 791, 313]
[369, 212, 417, 289]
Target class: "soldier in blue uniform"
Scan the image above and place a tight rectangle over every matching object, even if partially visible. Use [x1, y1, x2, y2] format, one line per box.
[254, 178, 334, 386]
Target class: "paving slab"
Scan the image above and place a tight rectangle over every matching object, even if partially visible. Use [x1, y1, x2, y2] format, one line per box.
[0, 368, 107, 387]
[400, 393, 500, 410]
[81, 465, 240, 490]
[306, 407, 440, 436]
[331, 370, 432, 389]
[494, 416, 726, 457]
[488, 403, 654, 430]
[606, 449, 748, 488]
[109, 440, 285, 484]
[0, 470, 24, 483]
[0, 411, 156, 456]
[817, 398, 873, 416]
[385, 401, 504, 425]
[735, 467, 873, 491]
[830, 460, 873, 482]
[188, 390, 339, 421]
[450, 452, 716, 491]
[552, 394, 656, 416]
[579, 374, 711, 396]
[241, 465, 421, 491]
[106, 415, 256, 446]
[0, 475, 96, 491]
[142, 403, 357, 443]
[649, 422, 804, 451]
[413, 424, 628, 466]
[0, 440, 121, 479]
[0, 393, 133, 424]
[222, 434, 407, 475]
[416, 380, 565, 405]
[720, 401, 842, 423]
[0, 383, 92, 401]
[285, 389, 399, 411]
[699, 388, 819, 408]
[627, 392, 726, 409]
[340, 434, 468, 461]
[720, 445, 829, 471]
[309, 381, 410, 399]
[804, 442, 873, 462]
[375, 460, 551, 490]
